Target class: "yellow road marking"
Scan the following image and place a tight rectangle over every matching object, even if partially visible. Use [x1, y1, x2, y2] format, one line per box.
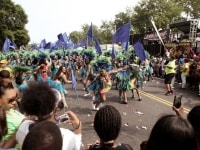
[139, 90, 190, 114]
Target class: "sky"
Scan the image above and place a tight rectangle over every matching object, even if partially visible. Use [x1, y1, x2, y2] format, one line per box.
[13, 0, 140, 44]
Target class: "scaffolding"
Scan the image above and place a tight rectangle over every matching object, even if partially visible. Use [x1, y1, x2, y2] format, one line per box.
[189, 19, 199, 42]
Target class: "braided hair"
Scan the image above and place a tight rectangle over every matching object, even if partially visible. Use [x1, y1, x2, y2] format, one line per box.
[94, 105, 122, 148]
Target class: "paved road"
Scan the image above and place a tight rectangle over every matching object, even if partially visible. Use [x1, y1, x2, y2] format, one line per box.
[59, 77, 200, 150]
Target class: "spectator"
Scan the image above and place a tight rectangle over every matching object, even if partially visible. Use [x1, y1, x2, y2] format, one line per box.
[0, 82, 24, 149]
[87, 105, 133, 150]
[174, 104, 200, 149]
[141, 114, 198, 150]
[0, 60, 13, 78]
[180, 58, 190, 89]
[22, 121, 63, 150]
[0, 70, 13, 88]
[16, 82, 82, 150]
[187, 105, 200, 149]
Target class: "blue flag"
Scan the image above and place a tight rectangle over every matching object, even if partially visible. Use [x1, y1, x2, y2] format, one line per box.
[71, 70, 76, 90]
[39, 39, 46, 50]
[87, 23, 93, 47]
[94, 37, 102, 55]
[10, 42, 17, 50]
[57, 33, 65, 42]
[31, 43, 38, 50]
[3, 38, 11, 52]
[66, 39, 74, 49]
[133, 41, 146, 61]
[112, 23, 130, 43]
[2, 38, 17, 52]
[44, 42, 53, 50]
[63, 32, 68, 43]
[51, 40, 60, 50]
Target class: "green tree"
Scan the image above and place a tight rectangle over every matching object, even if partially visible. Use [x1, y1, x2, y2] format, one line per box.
[69, 31, 83, 44]
[179, 0, 200, 18]
[114, 7, 134, 29]
[98, 20, 114, 44]
[131, 0, 183, 33]
[0, 0, 30, 49]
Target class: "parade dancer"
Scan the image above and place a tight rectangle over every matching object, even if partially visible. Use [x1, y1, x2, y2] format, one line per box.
[129, 64, 142, 101]
[81, 49, 96, 97]
[82, 58, 92, 96]
[116, 69, 131, 104]
[92, 64, 128, 110]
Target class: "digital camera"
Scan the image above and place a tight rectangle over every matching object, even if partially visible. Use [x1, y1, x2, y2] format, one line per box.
[58, 114, 69, 123]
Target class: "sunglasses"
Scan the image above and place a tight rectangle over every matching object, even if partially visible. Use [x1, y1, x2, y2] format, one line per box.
[8, 94, 18, 104]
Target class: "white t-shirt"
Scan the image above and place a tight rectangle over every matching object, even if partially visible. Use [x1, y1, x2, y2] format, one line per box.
[16, 120, 34, 148]
[16, 120, 82, 150]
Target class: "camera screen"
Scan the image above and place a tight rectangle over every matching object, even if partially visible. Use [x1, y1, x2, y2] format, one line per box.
[58, 114, 69, 123]
[173, 95, 182, 108]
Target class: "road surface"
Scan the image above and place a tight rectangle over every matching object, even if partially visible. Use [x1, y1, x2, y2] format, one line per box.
[59, 76, 200, 150]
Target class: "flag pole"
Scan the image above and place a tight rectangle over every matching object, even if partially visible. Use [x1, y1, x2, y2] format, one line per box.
[74, 87, 80, 105]
[150, 16, 165, 47]
[71, 69, 80, 105]
[126, 23, 131, 65]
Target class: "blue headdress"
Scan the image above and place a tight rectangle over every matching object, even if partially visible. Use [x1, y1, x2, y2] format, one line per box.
[91, 55, 112, 72]
[82, 49, 96, 61]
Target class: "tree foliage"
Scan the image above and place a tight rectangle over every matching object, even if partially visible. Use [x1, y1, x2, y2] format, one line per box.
[0, 0, 30, 49]
[69, 31, 83, 44]
[113, 0, 200, 34]
[131, 0, 183, 33]
[98, 20, 114, 44]
[179, 0, 200, 18]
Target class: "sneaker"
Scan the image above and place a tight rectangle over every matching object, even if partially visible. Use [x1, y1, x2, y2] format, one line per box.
[91, 102, 99, 111]
[165, 91, 170, 96]
[138, 98, 142, 101]
[131, 95, 135, 99]
[84, 93, 90, 96]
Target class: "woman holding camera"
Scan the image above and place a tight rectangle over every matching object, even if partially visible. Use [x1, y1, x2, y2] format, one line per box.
[16, 82, 82, 150]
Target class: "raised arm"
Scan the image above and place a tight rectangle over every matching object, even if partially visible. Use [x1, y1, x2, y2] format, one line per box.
[108, 65, 129, 74]
[60, 73, 72, 84]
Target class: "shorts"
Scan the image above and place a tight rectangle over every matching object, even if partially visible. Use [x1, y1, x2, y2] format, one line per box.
[165, 73, 175, 84]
